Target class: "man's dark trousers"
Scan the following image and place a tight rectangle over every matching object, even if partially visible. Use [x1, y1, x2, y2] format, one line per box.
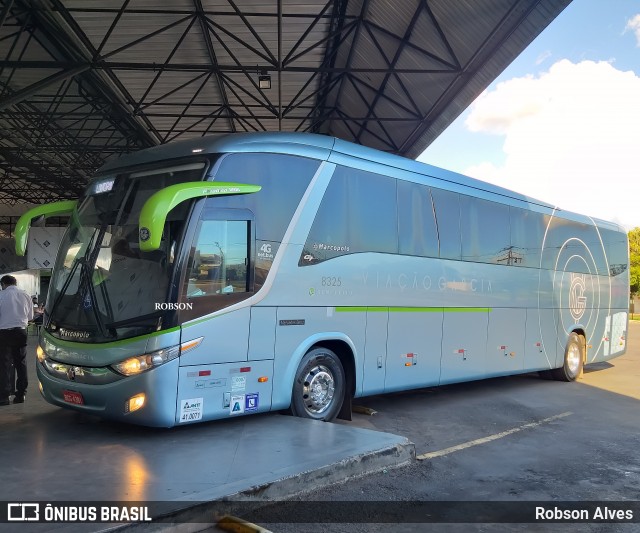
[0, 328, 28, 401]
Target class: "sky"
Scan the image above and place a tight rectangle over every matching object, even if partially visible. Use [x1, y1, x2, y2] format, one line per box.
[418, 0, 640, 231]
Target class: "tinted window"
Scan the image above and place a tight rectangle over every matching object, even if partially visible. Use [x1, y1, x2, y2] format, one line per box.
[600, 228, 628, 277]
[180, 210, 254, 318]
[187, 220, 249, 298]
[431, 188, 461, 260]
[397, 181, 438, 257]
[303, 166, 397, 264]
[541, 216, 608, 275]
[212, 153, 319, 243]
[460, 196, 510, 264]
[509, 207, 547, 267]
[47, 162, 203, 343]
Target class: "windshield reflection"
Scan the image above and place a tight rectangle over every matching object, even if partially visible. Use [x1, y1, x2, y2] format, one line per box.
[46, 162, 206, 343]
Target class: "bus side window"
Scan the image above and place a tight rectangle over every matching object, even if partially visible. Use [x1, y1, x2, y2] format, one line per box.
[302, 165, 397, 264]
[509, 207, 545, 268]
[460, 196, 510, 264]
[431, 187, 461, 260]
[397, 181, 438, 258]
[541, 216, 608, 275]
[600, 227, 629, 277]
[187, 219, 249, 298]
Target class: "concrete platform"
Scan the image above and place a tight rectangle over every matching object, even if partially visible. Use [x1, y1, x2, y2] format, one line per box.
[0, 336, 414, 531]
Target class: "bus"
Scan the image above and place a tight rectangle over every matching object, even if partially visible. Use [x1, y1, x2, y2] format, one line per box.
[16, 132, 629, 427]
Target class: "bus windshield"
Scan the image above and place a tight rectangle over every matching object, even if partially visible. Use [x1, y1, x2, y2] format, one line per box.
[46, 162, 207, 343]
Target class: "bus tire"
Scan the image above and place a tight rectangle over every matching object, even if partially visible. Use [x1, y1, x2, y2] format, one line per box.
[290, 347, 345, 421]
[537, 370, 555, 380]
[552, 332, 584, 382]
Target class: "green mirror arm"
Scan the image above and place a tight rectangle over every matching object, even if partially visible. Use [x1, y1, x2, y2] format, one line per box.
[15, 200, 78, 256]
[138, 181, 261, 252]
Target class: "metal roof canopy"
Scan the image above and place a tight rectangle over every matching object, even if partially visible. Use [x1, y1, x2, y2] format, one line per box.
[0, 0, 571, 205]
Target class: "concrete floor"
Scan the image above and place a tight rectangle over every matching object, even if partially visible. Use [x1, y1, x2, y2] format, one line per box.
[0, 336, 413, 532]
[252, 321, 640, 533]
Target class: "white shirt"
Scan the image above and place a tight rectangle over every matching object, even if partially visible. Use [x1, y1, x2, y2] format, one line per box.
[0, 285, 34, 329]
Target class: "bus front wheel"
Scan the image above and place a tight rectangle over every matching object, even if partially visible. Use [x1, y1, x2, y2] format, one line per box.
[291, 347, 345, 421]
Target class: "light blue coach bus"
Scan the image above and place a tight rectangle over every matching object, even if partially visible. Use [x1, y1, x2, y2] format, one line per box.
[16, 132, 629, 427]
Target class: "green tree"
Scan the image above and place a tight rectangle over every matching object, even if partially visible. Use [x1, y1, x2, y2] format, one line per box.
[630, 227, 640, 296]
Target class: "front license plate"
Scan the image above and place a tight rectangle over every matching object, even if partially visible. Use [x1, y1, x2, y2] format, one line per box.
[63, 390, 84, 405]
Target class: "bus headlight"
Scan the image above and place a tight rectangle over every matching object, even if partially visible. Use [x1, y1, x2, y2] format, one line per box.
[36, 345, 46, 363]
[112, 345, 180, 376]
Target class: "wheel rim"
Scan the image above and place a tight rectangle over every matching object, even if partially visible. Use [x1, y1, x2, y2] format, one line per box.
[301, 364, 335, 415]
[567, 342, 581, 375]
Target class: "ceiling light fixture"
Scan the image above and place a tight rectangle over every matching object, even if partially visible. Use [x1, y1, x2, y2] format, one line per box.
[258, 68, 271, 90]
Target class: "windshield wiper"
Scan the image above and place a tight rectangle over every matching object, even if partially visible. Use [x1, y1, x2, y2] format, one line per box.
[48, 256, 83, 327]
[49, 225, 100, 323]
[80, 224, 112, 338]
[81, 268, 110, 339]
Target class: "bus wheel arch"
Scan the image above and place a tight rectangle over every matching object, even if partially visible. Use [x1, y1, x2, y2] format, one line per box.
[290, 340, 354, 421]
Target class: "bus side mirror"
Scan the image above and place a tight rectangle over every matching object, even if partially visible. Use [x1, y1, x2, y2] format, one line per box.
[138, 181, 261, 252]
[14, 200, 78, 256]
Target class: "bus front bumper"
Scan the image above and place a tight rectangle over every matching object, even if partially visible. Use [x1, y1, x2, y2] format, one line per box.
[36, 358, 180, 428]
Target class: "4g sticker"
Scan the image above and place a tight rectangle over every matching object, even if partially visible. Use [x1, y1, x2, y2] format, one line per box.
[258, 242, 276, 261]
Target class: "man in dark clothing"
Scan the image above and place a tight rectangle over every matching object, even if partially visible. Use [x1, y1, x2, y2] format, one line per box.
[0, 275, 33, 405]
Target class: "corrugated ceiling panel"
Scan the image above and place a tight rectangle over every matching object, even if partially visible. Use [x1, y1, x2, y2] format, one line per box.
[96, 14, 195, 60]
[429, 0, 513, 67]
[409, 7, 458, 66]
[0, 0, 572, 204]
[367, 0, 419, 40]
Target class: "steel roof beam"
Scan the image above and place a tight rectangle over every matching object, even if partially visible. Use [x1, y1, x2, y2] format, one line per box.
[226, 0, 277, 66]
[163, 73, 214, 142]
[219, 74, 269, 131]
[314, 0, 369, 133]
[398, 0, 545, 155]
[354, 5, 423, 145]
[0, 60, 463, 74]
[0, 66, 89, 111]
[99, 15, 192, 61]
[283, 0, 335, 66]
[42, 0, 160, 146]
[0, 155, 82, 197]
[0, 0, 572, 204]
[166, 106, 225, 143]
[0, 12, 38, 100]
[0, 0, 14, 32]
[194, 0, 234, 133]
[204, 18, 277, 116]
[63, 7, 354, 20]
[205, 15, 275, 66]
[277, 0, 282, 130]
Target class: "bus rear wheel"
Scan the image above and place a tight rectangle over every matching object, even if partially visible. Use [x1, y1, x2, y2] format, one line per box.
[291, 347, 345, 421]
[541, 332, 584, 382]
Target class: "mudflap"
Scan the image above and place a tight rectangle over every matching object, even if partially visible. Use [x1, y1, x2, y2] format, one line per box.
[337, 391, 352, 421]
